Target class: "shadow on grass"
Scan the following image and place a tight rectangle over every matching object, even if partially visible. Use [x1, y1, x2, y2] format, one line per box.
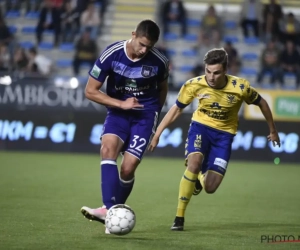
[103, 236, 151, 240]
[91, 232, 153, 241]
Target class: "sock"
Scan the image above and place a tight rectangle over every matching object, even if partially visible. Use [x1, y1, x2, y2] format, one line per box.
[117, 177, 135, 204]
[176, 169, 198, 217]
[101, 160, 119, 209]
[199, 172, 206, 188]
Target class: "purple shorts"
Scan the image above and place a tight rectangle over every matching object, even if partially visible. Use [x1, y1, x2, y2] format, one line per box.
[102, 109, 159, 160]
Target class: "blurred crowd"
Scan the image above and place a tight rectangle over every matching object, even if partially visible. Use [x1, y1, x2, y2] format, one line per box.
[159, 0, 300, 89]
[0, 0, 300, 89]
[0, 0, 105, 76]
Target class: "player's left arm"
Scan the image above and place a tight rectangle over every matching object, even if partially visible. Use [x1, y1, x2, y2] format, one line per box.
[157, 58, 170, 109]
[158, 78, 168, 108]
[257, 97, 281, 147]
[148, 80, 195, 152]
[243, 82, 280, 147]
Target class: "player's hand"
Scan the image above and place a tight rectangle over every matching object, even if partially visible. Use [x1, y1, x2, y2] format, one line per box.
[267, 130, 281, 147]
[148, 135, 159, 152]
[120, 97, 144, 110]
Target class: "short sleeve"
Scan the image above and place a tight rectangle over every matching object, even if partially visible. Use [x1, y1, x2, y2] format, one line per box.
[153, 47, 170, 83]
[176, 80, 196, 108]
[158, 60, 169, 83]
[243, 80, 261, 105]
[89, 48, 113, 83]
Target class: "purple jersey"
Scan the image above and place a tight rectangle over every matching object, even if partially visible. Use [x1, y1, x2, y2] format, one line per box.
[89, 40, 169, 112]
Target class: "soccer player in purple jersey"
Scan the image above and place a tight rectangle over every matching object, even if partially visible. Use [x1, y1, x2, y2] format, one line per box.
[80, 20, 169, 233]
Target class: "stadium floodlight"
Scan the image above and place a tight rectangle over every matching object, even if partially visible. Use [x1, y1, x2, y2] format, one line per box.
[53, 76, 79, 89]
[0, 76, 12, 85]
[54, 77, 65, 87]
[69, 77, 79, 89]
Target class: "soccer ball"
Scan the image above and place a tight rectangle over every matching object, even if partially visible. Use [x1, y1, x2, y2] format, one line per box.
[105, 204, 136, 235]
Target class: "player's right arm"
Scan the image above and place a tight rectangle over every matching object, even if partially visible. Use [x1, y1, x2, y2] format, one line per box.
[85, 77, 143, 109]
[148, 80, 195, 152]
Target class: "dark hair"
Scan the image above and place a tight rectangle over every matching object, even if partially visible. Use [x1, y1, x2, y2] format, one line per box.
[203, 48, 228, 70]
[135, 20, 160, 42]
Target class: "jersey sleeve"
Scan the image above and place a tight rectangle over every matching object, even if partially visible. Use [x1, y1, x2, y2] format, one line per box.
[89, 46, 113, 83]
[156, 58, 169, 83]
[242, 80, 261, 105]
[160, 61, 169, 82]
[176, 80, 196, 108]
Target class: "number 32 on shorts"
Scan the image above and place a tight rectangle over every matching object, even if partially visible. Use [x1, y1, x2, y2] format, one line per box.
[129, 135, 147, 153]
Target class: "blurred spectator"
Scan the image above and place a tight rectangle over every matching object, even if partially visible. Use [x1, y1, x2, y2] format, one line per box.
[27, 47, 53, 75]
[0, 44, 10, 71]
[5, 0, 22, 12]
[240, 0, 262, 39]
[61, 0, 79, 43]
[224, 41, 241, 75]
[36, 0, 61, 46]
[256, 39, 281, 84]
[161, 0, 187, 37]
[199, 5, 222, 47]
[27, 0, 41, 12]
[0, 17, 13, 46]
[97, 0, 108, 20]
[278, 41, 300, 87]
[191, 34, 214, 78]
[25, 0, 43, 13]
[0, 17, 15, 58]
[80, 2, 101, 39]
[262, 0, 283, 42]
[279, 13, 300, 46]
[76, 0, 89, 14]
[73, 29, 98, 76]
[69, 0, 78, 9]
[190, 64, 204, 79]
[13, 47, 29, 72]
[196, 34, 214, 60]
[52, 0, 64, 8]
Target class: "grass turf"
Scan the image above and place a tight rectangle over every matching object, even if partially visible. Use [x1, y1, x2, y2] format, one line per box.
[0, 151, 300, 250]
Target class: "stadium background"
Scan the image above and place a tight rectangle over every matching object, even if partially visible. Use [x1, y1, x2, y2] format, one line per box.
[0, 1, 300, 249]
[0, 0, 299, 162]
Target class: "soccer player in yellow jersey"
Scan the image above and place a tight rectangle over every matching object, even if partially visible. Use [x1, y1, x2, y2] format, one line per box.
[148, 48, 281, 231]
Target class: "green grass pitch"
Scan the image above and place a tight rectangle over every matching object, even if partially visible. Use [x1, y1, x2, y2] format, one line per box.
[0, 151, 300, 250]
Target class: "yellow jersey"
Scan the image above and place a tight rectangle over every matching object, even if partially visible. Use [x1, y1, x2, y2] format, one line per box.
[176, 75, 261, 134]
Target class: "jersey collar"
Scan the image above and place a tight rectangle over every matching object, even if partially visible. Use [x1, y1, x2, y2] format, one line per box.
[124, 40, 146, 62]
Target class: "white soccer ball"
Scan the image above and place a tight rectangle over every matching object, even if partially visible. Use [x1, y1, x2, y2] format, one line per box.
[105, 204, 136, 236]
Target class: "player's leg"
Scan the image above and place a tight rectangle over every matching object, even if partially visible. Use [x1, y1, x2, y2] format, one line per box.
[201, 130, 234, 194]
[171, 122, 209, 231]
[171, 152, 204, 231]
[81, 110, 130, 225]
[193, 177, 203, 195]
[201, 171, 223, 194]
[117, 152, 140, 204]
[100, 134, 125, 208]
[81, 133, 124, 225]
[193, 156, 209, 195]
[117, 111, 159, 205]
